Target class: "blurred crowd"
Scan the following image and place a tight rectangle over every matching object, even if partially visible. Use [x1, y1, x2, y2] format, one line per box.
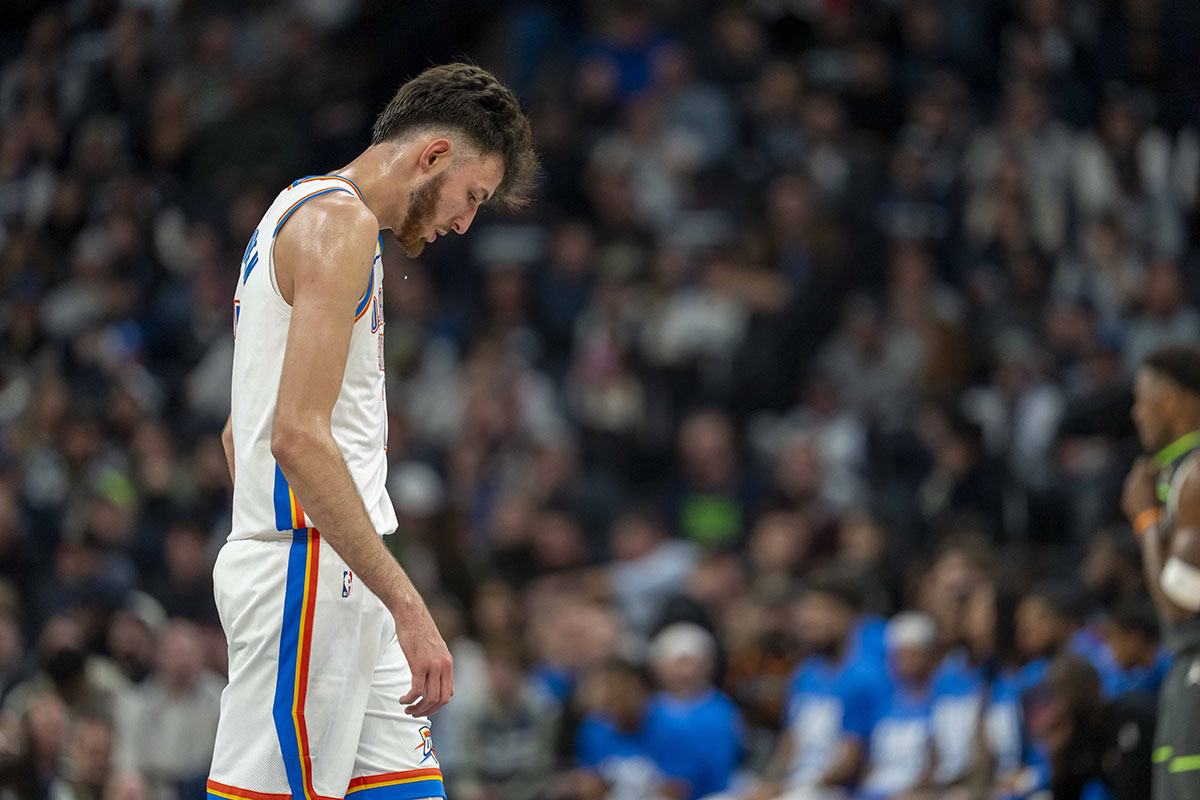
[0, 0, 1199, 799]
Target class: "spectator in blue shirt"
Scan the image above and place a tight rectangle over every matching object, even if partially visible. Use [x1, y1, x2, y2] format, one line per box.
[647, 622, 745, 799]
[1016, 583, 1122, 698]
[930, 582, 1028, 795]
[859, 612, 939, 800]
[575, 659, 681, 800]
[1102, 601, 1171, 697]
[751, 575, 887, 799]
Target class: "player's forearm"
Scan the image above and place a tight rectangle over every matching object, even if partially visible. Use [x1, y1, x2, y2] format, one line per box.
[272, 426, 423, 617]
[817, 740, 862, 787]
[1140, 524, 1174, 618]
[222, 416, 235, 484]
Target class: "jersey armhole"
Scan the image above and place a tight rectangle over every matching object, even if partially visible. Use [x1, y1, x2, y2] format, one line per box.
[269, 185, 375, 316]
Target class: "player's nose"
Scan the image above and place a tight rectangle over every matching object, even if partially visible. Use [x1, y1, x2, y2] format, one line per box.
[451, 206, 478, 235]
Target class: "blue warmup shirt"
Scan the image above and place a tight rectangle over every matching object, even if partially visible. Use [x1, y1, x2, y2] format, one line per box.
[859, 678, 933, 800]
[576, 713, 670, 800]
[930, 651, 1024, 785]
[648, 689, 744, 799]
[849, 615, 889, 670]
[783, 653, 887, 789]
[1113, 651, 1171, 696]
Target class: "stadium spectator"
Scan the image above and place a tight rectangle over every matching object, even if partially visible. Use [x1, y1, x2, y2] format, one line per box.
[751, 576, 887, 799]
[859, 611, 939, 800]
[646, 622, 743, 800]
[0, 0, 1197, 796]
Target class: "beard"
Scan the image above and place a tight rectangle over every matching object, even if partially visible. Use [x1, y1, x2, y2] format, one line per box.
[397, 172, 446, 258]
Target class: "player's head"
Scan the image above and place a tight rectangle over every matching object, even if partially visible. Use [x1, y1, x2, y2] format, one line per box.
[371, 62, 537, 257]
[885, 611, 938, 685]
[648, 622, 718, 697]
[1133, 344, 1200, 452]
[793, 572, 862, 657]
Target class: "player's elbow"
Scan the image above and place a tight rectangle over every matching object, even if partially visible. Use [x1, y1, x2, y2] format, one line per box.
[270, 414, 322, 471]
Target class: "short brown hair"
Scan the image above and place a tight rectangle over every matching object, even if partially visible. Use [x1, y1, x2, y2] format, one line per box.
[372, 63, 537, 210]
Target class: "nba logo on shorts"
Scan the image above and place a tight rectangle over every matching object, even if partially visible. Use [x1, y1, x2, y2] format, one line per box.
[342, 570, 353, 597]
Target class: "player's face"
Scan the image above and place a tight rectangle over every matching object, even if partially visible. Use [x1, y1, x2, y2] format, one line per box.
[397, 152, 504, 258]
[1132, 367, 1174, 452]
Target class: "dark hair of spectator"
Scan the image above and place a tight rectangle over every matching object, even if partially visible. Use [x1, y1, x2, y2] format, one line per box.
[985, 584, 1024, 680]
[1045, 655, 1103, 719]
[1026, 581, 1090, 623]
[801, 570, 864, 612]
[1143, 344, 1200, 397]
[1109, 600, 1160, 642]
[371, 63, 538, 210]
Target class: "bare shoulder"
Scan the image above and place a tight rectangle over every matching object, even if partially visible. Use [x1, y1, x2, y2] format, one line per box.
[1173, 455, 1200, 527]
[274, 191, 378, 298]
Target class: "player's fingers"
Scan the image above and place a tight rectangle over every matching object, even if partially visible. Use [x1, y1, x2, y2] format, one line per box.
[400, 665, 427, 708]
[409, 661, 450, 717]
[417, 665, 449, 717]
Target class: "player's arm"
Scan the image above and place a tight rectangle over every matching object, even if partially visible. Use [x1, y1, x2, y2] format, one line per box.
[816, 737, 864, 788]
[271, 196, 452, 717]
[747, 729, 793, 800]
[1124, 457, 1173, 617]
[1156, 467, 1200, 621]
[222, 415, 234, 484]
[1124, 456, 1200, 621]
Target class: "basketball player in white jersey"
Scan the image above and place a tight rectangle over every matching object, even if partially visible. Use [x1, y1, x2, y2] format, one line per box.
[207, 64, 536, 800]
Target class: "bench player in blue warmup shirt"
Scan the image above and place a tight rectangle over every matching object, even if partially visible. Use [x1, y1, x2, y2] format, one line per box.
[647, 622, 744, 800]
[930, 582, 1028, 796]
[859, 612, 939, 800]
[575, 660, 678, 800]
[752, 576, 888, 799]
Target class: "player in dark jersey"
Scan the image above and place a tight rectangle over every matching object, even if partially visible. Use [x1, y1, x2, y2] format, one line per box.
[1122, 344, 1200, 800]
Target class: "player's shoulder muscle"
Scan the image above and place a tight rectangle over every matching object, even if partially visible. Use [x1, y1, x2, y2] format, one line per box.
[274, 191, 377, 303]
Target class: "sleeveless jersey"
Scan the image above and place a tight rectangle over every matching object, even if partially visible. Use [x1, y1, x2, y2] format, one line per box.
[1161, 442, 1200, 655]
[228, 174, 397, 541]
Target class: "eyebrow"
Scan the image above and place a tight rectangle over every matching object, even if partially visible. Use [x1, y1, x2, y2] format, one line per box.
[478, 189, 490, 203]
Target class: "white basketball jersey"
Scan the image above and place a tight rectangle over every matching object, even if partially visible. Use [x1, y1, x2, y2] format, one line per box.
[228, 174, 397, 541]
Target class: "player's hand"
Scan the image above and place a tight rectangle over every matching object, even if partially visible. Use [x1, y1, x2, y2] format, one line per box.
[1122, 456, 1159, 523]
[394, 612, 453, 717]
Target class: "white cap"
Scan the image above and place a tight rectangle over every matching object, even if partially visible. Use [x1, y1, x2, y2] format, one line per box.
[886, 611, 937, 650]
[649, 622, 717, 666]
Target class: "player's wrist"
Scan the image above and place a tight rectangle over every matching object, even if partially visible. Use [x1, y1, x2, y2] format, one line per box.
[1133, 507, 1162, 538]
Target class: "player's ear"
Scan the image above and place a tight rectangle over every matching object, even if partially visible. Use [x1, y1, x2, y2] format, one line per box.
[420, 138, 453, 174]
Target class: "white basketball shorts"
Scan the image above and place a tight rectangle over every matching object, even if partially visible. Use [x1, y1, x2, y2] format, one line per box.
[207, 529, 444, 800]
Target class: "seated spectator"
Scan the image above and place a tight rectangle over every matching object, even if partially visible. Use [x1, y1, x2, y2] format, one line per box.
[1016, 583, 1119, 695]
[0, 691, 70, 798]
[49, 714, 114, 800]
[929, 582, 1026, 793]
[751, 576, 887, 799]
[1028, 656, 1154, 800]
[104, 592, 165, 685]
[1103, 601, 1170, 697]
[608, 509, 697, 637]
[575, 660, 682, 800]
[3, 613, 128, 719]
[647, 622, 744, 799]
[113, 620, 223, 800]
[859, 612, 939, 800]
[453, 638, 561, 800]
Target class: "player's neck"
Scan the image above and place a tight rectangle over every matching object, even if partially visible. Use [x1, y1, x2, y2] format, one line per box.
[1157, 425, 1200, 466]
[330, 144, 418, 230]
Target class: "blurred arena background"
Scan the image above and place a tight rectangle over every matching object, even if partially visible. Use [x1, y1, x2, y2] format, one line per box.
[0, 1, 1199, 799]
